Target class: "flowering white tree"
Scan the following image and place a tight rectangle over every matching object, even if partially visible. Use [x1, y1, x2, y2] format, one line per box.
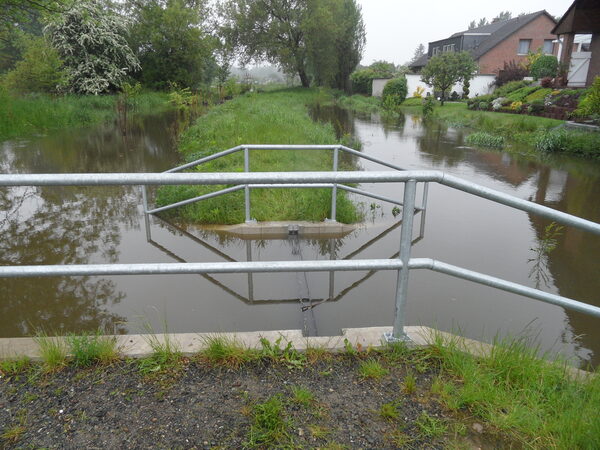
[45, 0, 140, 94]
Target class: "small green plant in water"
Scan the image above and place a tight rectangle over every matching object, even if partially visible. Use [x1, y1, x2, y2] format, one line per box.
[465, 132, 505, 149]
[422, 96, 435, 118]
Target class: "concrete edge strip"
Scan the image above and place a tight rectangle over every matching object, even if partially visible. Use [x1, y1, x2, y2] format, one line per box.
[0, 326, 591, 380]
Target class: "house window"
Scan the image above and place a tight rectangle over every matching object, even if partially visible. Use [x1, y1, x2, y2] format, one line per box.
[543, 40, 554, 54]
[518, 39, 531, 54]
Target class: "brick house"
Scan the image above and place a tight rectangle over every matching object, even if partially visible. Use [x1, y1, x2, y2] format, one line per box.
[409, 11, 558, 74]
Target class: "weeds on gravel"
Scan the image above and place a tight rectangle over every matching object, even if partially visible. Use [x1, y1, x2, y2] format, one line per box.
[307, 424, 330, 439]
[200, 335, 257, 368]
[66, 331, 119, 367]
[305, 344, 332, 364]
[290, 386, 315, 408]
[0, 356, 30, 377]
[358, 358, 388, 380]
[402, 371, 417, 393]
[415, 412, 448, 438]
[379, 400, 402, 421]
[1, 425, 26, 444]
[34, 330, 67, 371]
[245, 395, 292, 448]
[425, 330, 600, 448]
[138, 327, 182, 375]
[259, 337, 306, 369]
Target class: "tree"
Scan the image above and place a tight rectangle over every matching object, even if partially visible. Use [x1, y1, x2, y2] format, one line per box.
[492, 11, 512, 23]
[45, 0, 140, 94]
[128, 0, 215, 89]
[410, 43, 425, 64]
[0, 0, 72, 36]
[477, 17, 488, 27]
[468, 20, 476, 30]
[369, 60, 396, 78]
[219, 0, 365, 90]
[420, 51, 477, 105]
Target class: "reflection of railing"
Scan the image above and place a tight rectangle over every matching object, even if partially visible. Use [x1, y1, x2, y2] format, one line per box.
[146, 214, 424, 306]
[2, 170, 600, 342]
[145, 144, 419, 223]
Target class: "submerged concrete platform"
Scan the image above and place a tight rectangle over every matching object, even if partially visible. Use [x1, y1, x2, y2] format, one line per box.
[201, 220, 356, 239]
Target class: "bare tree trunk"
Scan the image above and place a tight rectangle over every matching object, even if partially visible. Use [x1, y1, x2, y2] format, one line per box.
[298, 68, 310, 88]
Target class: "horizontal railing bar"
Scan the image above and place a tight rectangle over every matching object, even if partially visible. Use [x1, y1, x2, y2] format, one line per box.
[338, 184, 405, 207]
[146, 185, 245, 214]
[165, 146, 244, 173]
[244, 145, 341, 150]
[250, 183, 334, 189]
[409, 258, 600, 318]
[0, 170, 442, 186]
[0, 259, 404, 278]
[1, 170, 598, 235]
[438, 173, 600, 235]
[340, 145, 405, 171]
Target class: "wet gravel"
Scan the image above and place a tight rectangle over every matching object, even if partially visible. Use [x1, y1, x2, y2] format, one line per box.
[1, 355, 491, 448]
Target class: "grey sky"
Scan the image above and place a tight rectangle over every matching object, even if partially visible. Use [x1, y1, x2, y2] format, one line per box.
[356, 0, 573, 66]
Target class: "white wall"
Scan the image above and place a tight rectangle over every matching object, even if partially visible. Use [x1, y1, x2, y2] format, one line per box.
[372, 74, 496, 98]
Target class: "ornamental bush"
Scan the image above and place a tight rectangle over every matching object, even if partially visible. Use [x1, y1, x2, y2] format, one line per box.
[574, 76, 600, 118]
[530, 55, 558, 80]
[382, 77, 408, 108]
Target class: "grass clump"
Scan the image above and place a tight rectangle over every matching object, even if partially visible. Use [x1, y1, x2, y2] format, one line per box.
[402, 371, 417, 394]
[34, 331, 67, 371]
[336, 94, 381, 114]
[290, 386, 315, 408]
[199, 335, 256, 368]
[1, 425, 26, 445]
[245, 395, 292, 448]
[66, 331, 119, 367]
[155, 88, 362, 224]
[138, 331, 182, 375]
[0, 357, 30, 377]
[358, 358, 389, 380]
[425, 332, 600, 448]
[379, 400, 401, 421]
[535, 128, 600, 158]
[415, 411, 448, 438]
[465, 132, 505, 149]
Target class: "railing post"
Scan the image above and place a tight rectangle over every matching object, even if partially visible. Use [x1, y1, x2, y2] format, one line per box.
[420, 182, 429, 238]
[329, 146, 339, 222]
[246, 240, 254, 302]
[387, 179, 417, 342]
[244, 146, 252, 223]
[141, 185, 151, 241]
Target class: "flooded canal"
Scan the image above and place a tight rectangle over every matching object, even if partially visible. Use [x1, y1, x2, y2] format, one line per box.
[1, 106, 599, 367]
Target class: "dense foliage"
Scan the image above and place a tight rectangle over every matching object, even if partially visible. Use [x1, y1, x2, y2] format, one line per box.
[420, 51, 477, 105]
[45, 0, 140, 94]
[530, 55, 558, 80]
[349, 60, 398, 94]
[219, 0, 365, 90]
[381, 77, 407, 109]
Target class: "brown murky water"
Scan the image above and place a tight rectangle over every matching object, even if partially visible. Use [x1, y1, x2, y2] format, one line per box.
[1, 107, 599, 367]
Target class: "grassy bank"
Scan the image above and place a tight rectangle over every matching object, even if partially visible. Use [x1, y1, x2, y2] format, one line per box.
[0, 90, 171, 141]
[156, 88, 362, 224]
[1, 332, 598, 448]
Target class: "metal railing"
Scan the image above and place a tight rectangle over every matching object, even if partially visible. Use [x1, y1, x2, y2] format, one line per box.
[148, 144, 412, 223]
[2, 168, 600, 342]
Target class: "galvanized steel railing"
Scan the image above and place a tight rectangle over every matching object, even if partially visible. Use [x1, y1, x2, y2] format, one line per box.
[1, 169, 600, 341]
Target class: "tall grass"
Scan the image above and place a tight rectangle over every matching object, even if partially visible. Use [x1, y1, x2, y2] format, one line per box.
[425, 332, 600, 448]
[155, 88, 362, 224]
[336, 94, 381, 114]
[0, 89, 170, 140]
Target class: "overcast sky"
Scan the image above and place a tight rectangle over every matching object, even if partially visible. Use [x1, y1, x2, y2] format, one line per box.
[356, 0, 574, 66]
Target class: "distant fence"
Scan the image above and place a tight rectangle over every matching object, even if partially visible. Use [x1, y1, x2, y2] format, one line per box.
[372, 74, 496, 98]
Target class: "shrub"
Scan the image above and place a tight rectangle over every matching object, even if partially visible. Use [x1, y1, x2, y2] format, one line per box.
[467, 93, 494, 107]
[530, 55, 559, 80]
[382, 76, 408, 108]
[413, 86, 425, 98]
[510, 101, 523, 112]
[574, 76, 600, 118]
[494, 80, 531, 97]
[1, 35, 65, 94]
[478, 101, 490, 110]
[350, 68, 376, 95]
[527, 99, 545, 115]
[506, 86, 541, 102]
[495, 60, 528, 86]
[422, 96, 435, 118]
[450, 90, 460, 101]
